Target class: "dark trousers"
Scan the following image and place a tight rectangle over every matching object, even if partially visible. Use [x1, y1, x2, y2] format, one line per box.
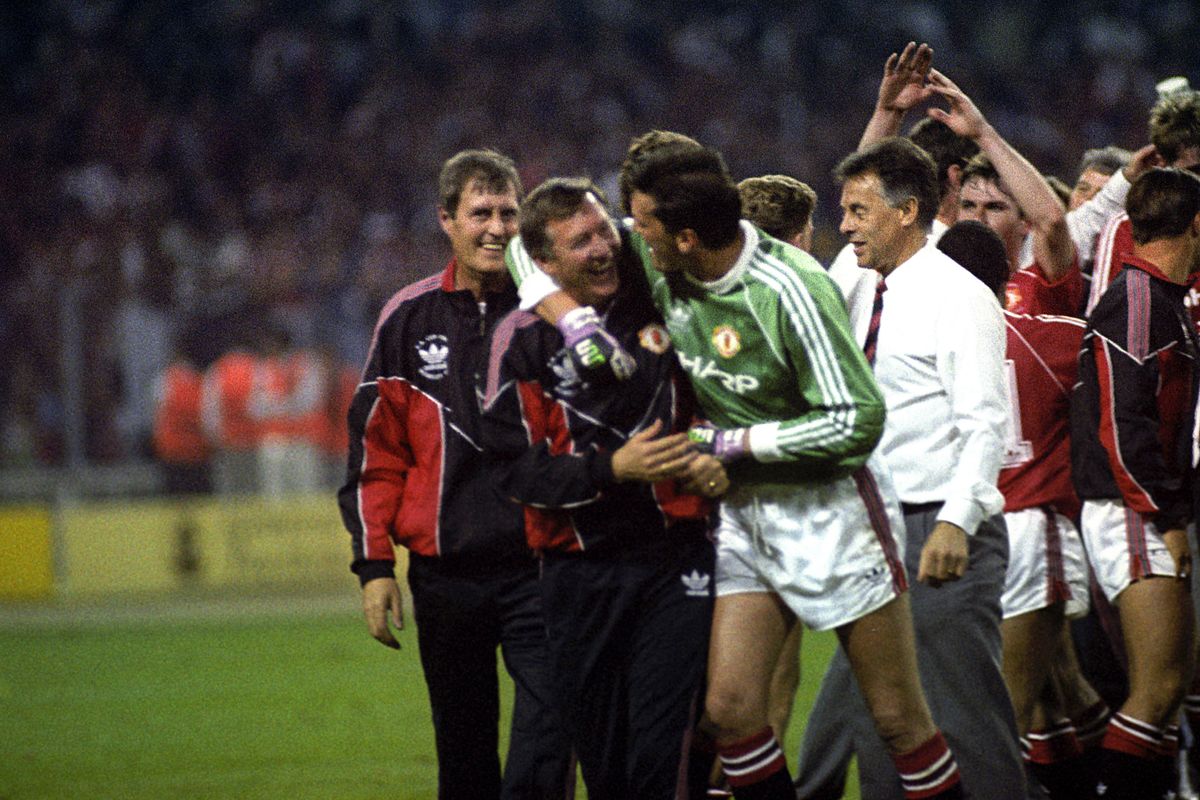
[796, 511, 1028, 800]
[541, 533, 715, 799]
[408, 554, 572, 800]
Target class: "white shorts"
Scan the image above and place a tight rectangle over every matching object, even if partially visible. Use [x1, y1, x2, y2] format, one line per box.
[1080, 499, 1181, 602]
[714, 454, 907, 631]
[1001, 507, 1089, 620]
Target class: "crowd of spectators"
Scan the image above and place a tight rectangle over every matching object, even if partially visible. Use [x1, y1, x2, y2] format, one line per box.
[0, 0, 1197, 471]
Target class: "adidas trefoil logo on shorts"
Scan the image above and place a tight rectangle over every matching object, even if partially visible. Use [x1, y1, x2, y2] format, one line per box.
[862, 565, 887, 584]
[682, 570, 711, 597]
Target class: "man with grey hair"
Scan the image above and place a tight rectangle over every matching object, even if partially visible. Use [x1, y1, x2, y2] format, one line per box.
[796, 136, 1021, 800]
[481, 176, 727, 799]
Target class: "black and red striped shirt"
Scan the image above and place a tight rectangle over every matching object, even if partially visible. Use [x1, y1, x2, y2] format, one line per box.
[337, 261, 532, 583]
[479, 253, 711, 555]
[1071, 255, 1200, 530]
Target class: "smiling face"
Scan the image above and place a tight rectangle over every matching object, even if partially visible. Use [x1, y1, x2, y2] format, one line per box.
[958, 176, 1027, 272]
[838, 172, 915, 275]
[629, 190, 688, 274]
[538, 193, 622, 309]
[439, 177, 519, 294]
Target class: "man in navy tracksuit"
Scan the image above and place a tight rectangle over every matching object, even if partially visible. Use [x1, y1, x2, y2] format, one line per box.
[480, 178, 727, 799]
[337, 150, 571, 799]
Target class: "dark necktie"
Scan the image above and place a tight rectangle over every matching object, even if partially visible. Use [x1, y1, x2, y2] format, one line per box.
[863, 275, 887, 367]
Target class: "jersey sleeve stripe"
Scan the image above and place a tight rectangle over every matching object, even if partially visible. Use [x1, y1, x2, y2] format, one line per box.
[1125, 269, 1151, 362]
[752, 251, 861, 451]
[483, 310, 539, 409]
[1088, 213, 1127, 314]
[354, 395, 383, 559]
[1095, 337, 1158, 513]
[506, 236, 539, 284]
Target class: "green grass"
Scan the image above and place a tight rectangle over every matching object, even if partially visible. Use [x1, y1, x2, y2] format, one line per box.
[0, 602, 853, 799]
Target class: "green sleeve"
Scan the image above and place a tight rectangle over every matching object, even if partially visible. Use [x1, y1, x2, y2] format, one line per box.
[750, 266, 885, 470]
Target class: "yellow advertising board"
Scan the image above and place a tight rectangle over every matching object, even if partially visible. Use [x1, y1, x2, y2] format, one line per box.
[0, 506, 54, 599]
[55, 494, 383, 598]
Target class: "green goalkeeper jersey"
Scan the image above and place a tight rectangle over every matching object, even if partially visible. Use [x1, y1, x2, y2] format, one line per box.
[509, 221, 885, 486]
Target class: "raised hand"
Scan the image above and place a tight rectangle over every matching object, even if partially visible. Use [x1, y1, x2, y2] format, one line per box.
[1122, 143, 1163, 182]
[925, 69, 988, 140]
[877, 41, 935, 113]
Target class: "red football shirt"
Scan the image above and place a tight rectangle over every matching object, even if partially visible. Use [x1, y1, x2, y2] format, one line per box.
[999, 311, 1086, 516]
[1090, 214, 1200, 322]
[1005, 258, 1083, 318]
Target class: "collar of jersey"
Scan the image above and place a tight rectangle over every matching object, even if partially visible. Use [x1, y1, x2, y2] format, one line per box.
[688, 220, 759, 294]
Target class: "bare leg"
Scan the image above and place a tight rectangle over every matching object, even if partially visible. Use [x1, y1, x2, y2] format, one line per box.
[837, 594, 938, 754]
[703, 591, 797, 798]
[1117, 576, 1194, 727]
[1001, 603, 1066, 734]
[703, 591, 793, 741]
[766, 620, 802, 745]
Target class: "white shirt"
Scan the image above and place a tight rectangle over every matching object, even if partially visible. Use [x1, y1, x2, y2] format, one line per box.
[870, 240, 1008, 535]
[1017, 168, 1130, 269]
[827, 219, 949, 347]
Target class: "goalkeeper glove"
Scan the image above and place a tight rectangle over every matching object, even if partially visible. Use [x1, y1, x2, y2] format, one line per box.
[557, 306, 637, 381]
[688, 424, 750, 464]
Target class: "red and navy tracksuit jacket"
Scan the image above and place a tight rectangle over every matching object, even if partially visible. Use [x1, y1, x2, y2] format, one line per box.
[1070, 255, 1200, 532]
[479, 262, 711, 554]
[337, 261, 530, 583]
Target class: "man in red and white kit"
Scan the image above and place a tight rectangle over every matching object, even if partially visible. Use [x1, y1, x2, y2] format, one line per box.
[915, 70, 1080, 317]
[1088, 88, 1200, 314]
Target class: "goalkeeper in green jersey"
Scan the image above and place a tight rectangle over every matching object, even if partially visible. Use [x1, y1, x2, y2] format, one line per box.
[506, 140, 967, 800]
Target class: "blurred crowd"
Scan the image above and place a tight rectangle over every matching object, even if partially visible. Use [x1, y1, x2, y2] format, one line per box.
[1, 0, 1197, 475]
[152, 324, 357, 496]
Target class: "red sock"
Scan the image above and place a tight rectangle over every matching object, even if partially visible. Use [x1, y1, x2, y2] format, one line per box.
[1102, 713, 1163, 758]
[717, 727, 787, 788]
[891, 732, 963, 799]
[1095, 718, 1174, 800]
[1023, 719, 1084, 764]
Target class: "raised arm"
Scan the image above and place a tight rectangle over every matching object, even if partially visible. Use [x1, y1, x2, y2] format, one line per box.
[927, 70, 1074, 281]
[858, 42, 936, 151]
[504, 235, 636, 380]
[1066, 144, 1158, 263]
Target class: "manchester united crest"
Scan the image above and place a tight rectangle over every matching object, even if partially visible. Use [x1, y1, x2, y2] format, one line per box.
[638, 324, 671, 354]
[1005, 284, 1022, 311]
[712, 325, 741, 358]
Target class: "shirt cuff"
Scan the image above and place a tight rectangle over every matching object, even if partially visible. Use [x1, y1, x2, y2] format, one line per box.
[351, 558, 396, 586]
[936, 497, 987, 536]
[746, 422, 780, 462]
[587, 448, 616, 486]
[1103, 169, 1131, 202]
[518, 270, 559, 311]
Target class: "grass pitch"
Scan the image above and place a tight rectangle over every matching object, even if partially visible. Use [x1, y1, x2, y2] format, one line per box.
[0, 593, 852, 799]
